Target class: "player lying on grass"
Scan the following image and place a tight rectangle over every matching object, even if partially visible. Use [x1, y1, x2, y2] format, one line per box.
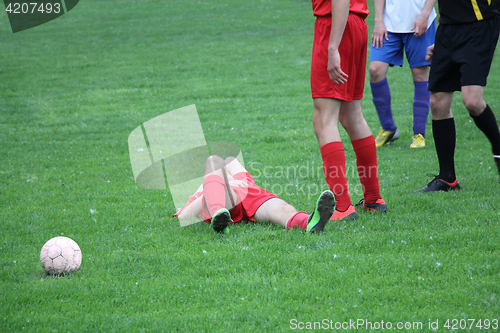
[173, 155, 335, 234]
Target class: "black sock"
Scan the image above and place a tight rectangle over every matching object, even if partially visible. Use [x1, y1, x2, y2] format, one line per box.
[432, 118, 456, 182]
[470, 105, 500, 155]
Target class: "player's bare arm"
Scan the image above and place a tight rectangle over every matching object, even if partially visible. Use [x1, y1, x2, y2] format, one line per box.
[371, 0, 388, 49]
[327, 0, 349, 85]
[411, 0, 437, 37]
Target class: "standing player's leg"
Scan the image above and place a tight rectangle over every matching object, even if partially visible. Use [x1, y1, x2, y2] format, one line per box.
[313, 97, 342, 145]
[416, 20, 463, 192]
[462, 85, 500, 180]
[416, 91, 461, 192]
[369, 61, 399, 147]
[410, 65, 430, 148]
[458, 16, 500, 180]
[310, 15, 353, 221]
[339, 99, 372, 141]
[313, 98, 355, 221]
[406, 23, 434, 148]
[369, 32, 403, 147]
[339, 100, 387, 212]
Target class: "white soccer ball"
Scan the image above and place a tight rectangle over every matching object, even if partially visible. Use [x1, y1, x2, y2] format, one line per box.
[40, 236, 82, 275]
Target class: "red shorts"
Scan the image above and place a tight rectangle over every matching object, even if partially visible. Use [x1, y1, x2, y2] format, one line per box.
[311, 13, 368, 101]
[200, 172, 278, 224]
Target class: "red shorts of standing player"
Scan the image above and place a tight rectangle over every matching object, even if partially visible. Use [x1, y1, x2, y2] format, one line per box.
[310, 0, 388, 221]
[173, 155, 335, 234]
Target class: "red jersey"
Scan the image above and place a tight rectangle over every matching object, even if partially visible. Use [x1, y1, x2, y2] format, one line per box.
[312, 0, 369, 19]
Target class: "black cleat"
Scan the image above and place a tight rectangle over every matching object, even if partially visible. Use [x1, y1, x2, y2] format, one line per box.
[415, 175, 461, 193]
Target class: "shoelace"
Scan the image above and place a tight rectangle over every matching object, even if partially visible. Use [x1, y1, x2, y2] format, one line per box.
[424, 173, 440, 182]
[354, 198, 365, 209]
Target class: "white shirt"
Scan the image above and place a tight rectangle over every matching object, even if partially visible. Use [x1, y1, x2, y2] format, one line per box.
[383, 0, 437, 33]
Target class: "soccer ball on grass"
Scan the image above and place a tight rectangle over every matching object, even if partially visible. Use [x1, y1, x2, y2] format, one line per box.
[40, 236, 82, 275]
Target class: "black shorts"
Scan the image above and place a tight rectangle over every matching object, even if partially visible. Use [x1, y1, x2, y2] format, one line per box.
[428, 16, 500, 92]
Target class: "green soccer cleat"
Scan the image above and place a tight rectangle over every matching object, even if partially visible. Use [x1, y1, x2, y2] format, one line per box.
[307, 190, 335, 234]
[210, 208, 232, 234]
[375, 128, 399, 147]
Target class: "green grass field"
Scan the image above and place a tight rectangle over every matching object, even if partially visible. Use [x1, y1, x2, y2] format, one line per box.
[1, 1, 499, 332]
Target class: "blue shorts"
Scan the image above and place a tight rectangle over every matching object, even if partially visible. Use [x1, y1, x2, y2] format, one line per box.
[370, 21, 436, 68]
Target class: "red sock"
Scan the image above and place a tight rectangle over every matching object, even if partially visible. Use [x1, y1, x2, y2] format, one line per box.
[202, 174, 227, 216]
[286, 212, 310, 230]
[320, 141, 352, 212]
[352, 136, 381, 204]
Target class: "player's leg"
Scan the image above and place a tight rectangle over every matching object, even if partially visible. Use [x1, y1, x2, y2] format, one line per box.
[410, 65, 430, 148]
[203, 155, 237, 233]
[416, 20, 463, 192]
[253, 198, 299, 228]
[224, 156, 247, 176]
[368, 61, 390, 84]
[369, 61, 398, 147]
[459, 17, 500, 180]
[461, 85, 487, 116]
[416, 91, 461, 192]
[339, 99, 372, 141]
[339, 100, 387, 212]
[313, 97, 341, 145]
[420, 17, 500, 191]
[369, 32, 403, 147]
[406, 23, 434, 148]
[254, 191, 335, 233]
[462, 85, 500, 179]
[313, 98, 354, 220]
[203, 155, 237, 211]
